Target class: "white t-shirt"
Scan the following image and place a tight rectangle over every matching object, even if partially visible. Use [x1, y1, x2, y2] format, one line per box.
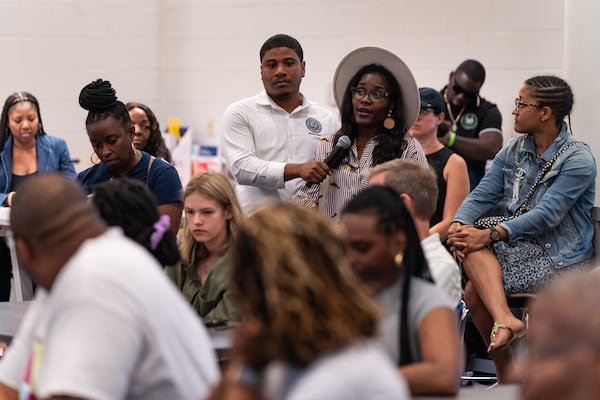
[220, 91, 338, 214]
[0, 228, 220, 400]
[421, 233, 462, 306]
[262, 341, 410, 400]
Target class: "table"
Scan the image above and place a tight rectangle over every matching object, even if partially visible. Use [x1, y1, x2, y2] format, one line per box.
[415, 384, 520, 399]
[0, 207, 33, 301]
[0, 301, 30, 343]
[0, 301, 233, 362]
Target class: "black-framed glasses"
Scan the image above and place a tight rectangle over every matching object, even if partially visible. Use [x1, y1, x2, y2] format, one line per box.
[514, 98, 540, 111]
[351, 87, 389, 102]
[451, 78, 478, 100]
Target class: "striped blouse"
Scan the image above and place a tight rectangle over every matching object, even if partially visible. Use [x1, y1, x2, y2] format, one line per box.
[293, 133, 427, 221]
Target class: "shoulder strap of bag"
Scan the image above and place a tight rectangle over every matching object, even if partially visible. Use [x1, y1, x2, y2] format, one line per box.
[145, 155, 155, 184]
[514, 141, 580, 216]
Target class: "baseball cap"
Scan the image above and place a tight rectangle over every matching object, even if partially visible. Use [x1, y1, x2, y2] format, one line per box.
[419, 87, 445, 114]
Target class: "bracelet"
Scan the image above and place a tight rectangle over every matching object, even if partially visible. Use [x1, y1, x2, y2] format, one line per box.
[447, 132, 457, 147]
[227, 363, 263, 388]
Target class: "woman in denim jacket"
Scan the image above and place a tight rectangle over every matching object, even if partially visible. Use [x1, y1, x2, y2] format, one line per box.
[447, 76, 596, 383]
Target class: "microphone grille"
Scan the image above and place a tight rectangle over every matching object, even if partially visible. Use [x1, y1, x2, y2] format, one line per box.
[337, 135, 352, 149]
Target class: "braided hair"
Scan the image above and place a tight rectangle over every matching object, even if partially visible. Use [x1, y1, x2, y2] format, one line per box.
[126, 102, 172, 163]
[342, 186, 432, 366]
[79, 79, 130, 130]
[525, 75, 574, 130]
[0, 91, 47, 149]
[91, 178, 180, 267]
[334, 64, 407, 166]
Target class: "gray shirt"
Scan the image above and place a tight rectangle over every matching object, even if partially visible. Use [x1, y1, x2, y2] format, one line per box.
[375, 276, 454, 363]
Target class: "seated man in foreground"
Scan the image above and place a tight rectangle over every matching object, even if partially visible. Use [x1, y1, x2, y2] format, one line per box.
[0, 174, 219, 400]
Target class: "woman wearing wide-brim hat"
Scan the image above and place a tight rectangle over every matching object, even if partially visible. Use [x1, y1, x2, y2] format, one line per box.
[293, 46, 427, 220]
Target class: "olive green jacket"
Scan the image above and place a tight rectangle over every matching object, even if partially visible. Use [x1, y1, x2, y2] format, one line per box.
[166, 250, 241, 322]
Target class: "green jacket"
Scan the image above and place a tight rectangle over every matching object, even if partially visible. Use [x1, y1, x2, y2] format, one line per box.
[166, 250, 241, 322]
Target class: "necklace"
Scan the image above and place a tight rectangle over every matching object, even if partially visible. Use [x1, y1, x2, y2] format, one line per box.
[443, 89, 465, 132]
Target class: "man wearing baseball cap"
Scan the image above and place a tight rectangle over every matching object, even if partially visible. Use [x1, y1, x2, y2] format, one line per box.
[409, 87, 470, 242]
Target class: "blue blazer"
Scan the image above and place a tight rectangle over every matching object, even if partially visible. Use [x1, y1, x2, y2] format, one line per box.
[0, 134, 77, 204]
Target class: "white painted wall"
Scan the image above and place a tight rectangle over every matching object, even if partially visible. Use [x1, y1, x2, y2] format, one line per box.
[565, 0, 600, 204]
[0, 0, 588, 178]
[0, 0, 161, 168]
[157, 0, 567, 150]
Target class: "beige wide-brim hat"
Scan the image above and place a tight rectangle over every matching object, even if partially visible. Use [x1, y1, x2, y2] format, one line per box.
[333, 46, 420, 131]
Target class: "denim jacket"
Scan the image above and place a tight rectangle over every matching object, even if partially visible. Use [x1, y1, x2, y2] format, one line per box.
[453, 123, 596, 267]
[0, 134, 77, 204]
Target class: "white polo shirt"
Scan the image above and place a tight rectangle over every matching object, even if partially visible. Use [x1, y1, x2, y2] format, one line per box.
[220, 91, 338, 214]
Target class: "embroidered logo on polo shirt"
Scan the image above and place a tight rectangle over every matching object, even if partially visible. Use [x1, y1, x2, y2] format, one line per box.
[460, 113, 478, 130]
[305, 118, 322, 134]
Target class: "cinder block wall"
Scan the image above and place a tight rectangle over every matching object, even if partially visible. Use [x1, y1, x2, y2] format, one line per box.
[0, 0, 568, 171]
[157, 0, 567, 150]
[0, 0, 161, 168]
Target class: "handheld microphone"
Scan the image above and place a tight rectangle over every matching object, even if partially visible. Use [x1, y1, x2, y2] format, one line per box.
[307, 135, 352, 188]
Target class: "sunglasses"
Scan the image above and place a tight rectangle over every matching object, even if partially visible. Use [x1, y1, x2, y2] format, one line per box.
[451, 78, 478, 100]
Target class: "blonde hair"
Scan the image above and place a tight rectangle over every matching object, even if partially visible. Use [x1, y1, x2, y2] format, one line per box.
[229, 203, 380, 367]
[369, 159, 438, 220]
[179, 172, 244, 264]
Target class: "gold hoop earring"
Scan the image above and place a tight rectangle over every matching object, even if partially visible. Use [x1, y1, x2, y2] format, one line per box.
[90, 152, 100, 165]
[383, 108, 396, 130]
[394, 251, 404, 268]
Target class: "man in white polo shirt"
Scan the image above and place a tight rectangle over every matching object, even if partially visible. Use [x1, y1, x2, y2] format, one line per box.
[220, 33, 338, 214]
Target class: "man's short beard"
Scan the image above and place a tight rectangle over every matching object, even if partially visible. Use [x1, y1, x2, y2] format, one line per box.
[268, 90, 294, 101]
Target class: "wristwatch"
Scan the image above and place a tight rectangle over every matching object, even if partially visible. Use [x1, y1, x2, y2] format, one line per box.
[490, 226, 502, 243]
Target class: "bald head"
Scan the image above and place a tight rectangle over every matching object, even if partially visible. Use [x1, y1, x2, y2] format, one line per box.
[522, 272, 600, 400]
[11, 174, 102, 248]
[531, 272, 600, 344]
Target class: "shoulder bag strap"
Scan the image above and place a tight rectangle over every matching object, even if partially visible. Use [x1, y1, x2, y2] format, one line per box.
[146, 156, 155, 184]
[514, 141, 580, 216]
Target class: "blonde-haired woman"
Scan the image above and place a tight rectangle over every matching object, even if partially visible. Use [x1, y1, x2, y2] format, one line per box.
[210, 203, 409, 400]
[166, 171, 244, 322]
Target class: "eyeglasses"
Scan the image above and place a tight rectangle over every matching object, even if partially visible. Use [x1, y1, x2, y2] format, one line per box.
[351, 87, 389, 102]
[451, 78, 478, 100]
[514, 98, 540, 111]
